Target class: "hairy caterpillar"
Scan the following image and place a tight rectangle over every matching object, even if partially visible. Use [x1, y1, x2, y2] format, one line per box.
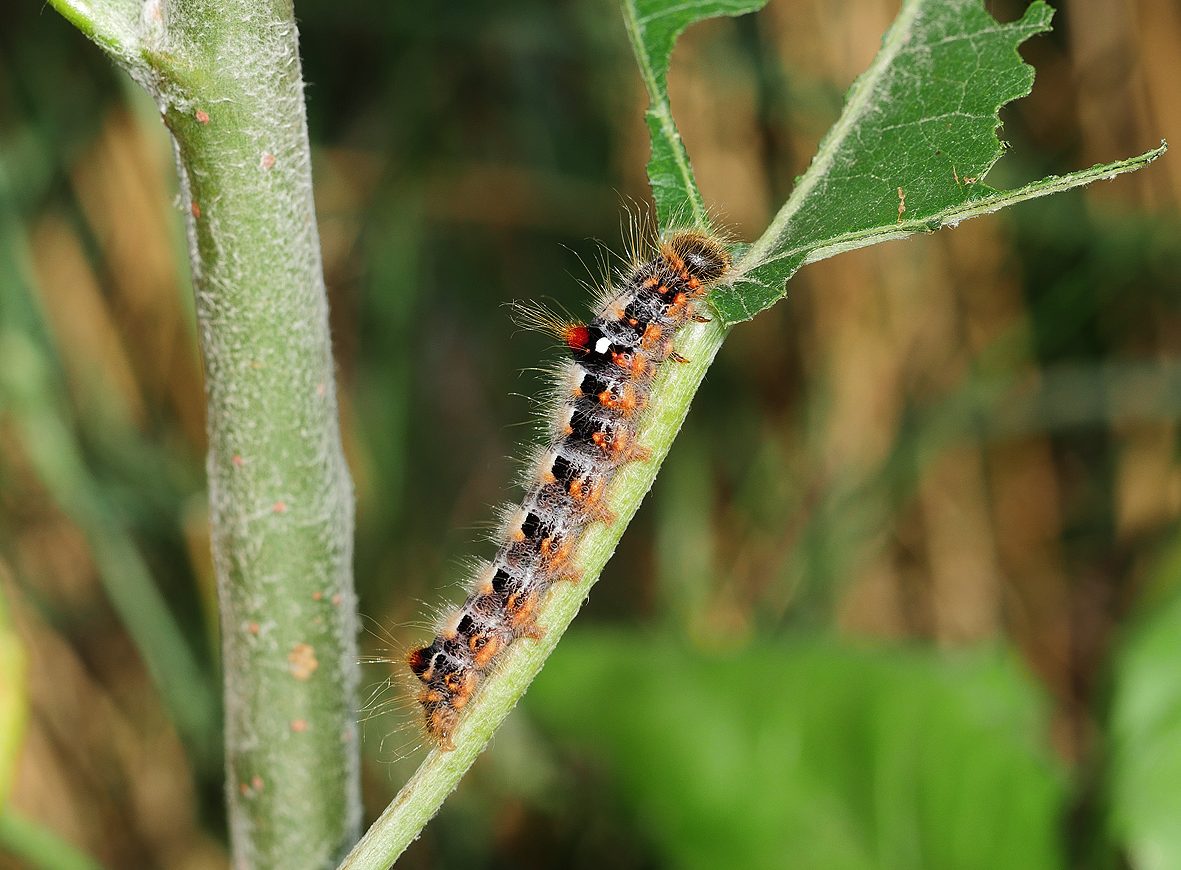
[406, 227, 731, 750]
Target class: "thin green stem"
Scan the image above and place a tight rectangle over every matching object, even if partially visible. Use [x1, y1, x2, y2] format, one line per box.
[337, 315, 729, 869]
[44, 0, 145, 76]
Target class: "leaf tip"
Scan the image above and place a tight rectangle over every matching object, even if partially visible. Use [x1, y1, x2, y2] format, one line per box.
[1022, 0, 1056, 30]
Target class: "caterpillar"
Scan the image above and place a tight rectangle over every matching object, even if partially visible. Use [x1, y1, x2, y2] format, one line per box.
[406, 227, 731, 750]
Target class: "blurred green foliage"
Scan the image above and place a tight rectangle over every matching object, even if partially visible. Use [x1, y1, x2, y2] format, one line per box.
[531, 635, 1066, 870]
[1106, 540, 1181, 870]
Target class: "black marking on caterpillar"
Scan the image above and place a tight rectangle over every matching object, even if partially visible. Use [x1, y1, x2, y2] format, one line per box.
[406, 228, 732, 750]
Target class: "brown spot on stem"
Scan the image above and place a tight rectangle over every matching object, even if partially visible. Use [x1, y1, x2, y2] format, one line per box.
[247, 621, 260, 635]
[291, 719, 308, 733]
[897, 186, 906, 224]
[261, 152, 276, 170]
[190, 202, 201, 219]
[288, 643, 318, 680]
[195, 109, 210, 124]
[272, 500, 287, 514]
[231, 454, 245, 467]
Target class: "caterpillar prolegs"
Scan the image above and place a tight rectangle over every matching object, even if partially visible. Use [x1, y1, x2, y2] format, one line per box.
[407, 229, 731, 750]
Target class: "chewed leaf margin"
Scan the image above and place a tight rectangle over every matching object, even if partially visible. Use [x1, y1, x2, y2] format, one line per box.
[626, 0, 1166, 327]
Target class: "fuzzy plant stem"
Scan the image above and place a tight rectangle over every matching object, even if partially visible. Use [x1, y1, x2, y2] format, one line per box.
[45, 0, 360, 866]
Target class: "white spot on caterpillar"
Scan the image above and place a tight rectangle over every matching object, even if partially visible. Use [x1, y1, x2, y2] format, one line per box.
[595, 336, 611, 354]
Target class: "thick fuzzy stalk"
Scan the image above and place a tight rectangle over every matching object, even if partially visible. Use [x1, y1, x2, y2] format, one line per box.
[46, 0, 360, 866]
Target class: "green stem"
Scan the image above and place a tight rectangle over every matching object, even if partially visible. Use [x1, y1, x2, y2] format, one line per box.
[45, 0, 360, 866]
[337, 315, 728, 869]
[44, 0, 143, 72]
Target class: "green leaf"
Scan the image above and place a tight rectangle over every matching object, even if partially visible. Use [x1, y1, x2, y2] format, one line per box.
[1106, 543, 1181, 869]
[621, 0, 768, 229]
[721, 0, 1169, 325]
[531, 635, 1066, 870]
[621, 0, 1167, 325]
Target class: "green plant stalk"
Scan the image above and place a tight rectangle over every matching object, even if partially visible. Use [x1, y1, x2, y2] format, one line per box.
[338, 313, 728, 868]
[45, 0, 360, 866]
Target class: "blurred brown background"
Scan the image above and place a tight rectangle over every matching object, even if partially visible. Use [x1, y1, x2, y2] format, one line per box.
[0, 0, 1179, 867]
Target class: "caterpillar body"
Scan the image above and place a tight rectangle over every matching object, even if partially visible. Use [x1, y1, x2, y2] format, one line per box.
[407, 228, 731, 750]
